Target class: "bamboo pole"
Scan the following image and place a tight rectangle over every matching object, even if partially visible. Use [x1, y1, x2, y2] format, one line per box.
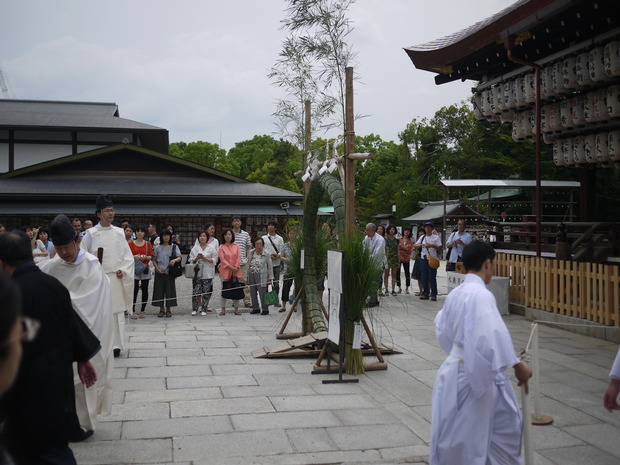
[344, 67, 355, 236]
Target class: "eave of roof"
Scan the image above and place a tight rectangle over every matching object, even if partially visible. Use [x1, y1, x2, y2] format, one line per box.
[403, 0, 615, 84]
[0, 144, 246, 183]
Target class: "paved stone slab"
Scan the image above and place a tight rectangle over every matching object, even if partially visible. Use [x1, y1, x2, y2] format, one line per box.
[327, 424, 424, 450]
[167, 355, 244, 365]
[192, 449, 384, 465]
[171, 397, 274, 418]
[562, 423, 620, 459]
[125, 387, 222, 403]
[287, 427, 337, 453]
[539, 444, 620, 465]
[114, 357, 167, 367]
[101, 402, 170, 422]
[129, 348, 205, 358]
[167, 374, 256, 389]
[71, 438, 172, 464]
[121, 415, 232, 439]
[269, 394, 379, 412]
[113, 377, 167, 392]
[222, 384, 315, 399]
[231, 410, 342, 432]
[173, 430, 294, 461]
[127, 365, 213, 379]
[211, 363, 296, 376]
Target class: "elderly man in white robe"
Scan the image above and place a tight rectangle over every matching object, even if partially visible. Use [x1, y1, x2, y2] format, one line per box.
[81, 194, 134, 357]
[431, 241, 532, 465]
[40, 214, 114, 435]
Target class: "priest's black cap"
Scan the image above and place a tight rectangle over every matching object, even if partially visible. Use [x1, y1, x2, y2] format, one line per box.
[95, 194, 114, 212]
[50, 214, 78, 246]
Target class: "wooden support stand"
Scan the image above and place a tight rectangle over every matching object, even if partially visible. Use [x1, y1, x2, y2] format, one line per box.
[312, 315, 388, 372]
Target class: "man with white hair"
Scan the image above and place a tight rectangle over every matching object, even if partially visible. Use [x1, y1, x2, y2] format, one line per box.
[362, 223, 385, 307]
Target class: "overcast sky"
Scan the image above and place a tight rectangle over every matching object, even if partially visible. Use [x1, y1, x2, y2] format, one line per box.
[1, 1, 508, 150]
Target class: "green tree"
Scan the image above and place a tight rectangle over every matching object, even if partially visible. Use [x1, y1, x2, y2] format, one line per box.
[227, 135, 279, 179]
[169, 141, 226, 167]
[246, 140, 304, 193]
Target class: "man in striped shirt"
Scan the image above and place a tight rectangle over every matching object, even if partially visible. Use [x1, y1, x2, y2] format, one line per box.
[232, 216, 252, 307]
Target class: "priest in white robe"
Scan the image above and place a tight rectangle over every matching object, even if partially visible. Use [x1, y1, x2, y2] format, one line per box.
[604, 348, 620, 412]
[40, 214, 114, 433]
[431, 241, 532, 465]
[81, 194, 134, 357]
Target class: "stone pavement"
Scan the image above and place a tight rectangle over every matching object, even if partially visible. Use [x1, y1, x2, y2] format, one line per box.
[72, 272, 620, 465]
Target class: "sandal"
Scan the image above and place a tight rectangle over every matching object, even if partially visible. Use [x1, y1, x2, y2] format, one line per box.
[165, 311, 172, 318]
[234, 310, 241, 315]
[158, 310, 165, 318]
[219, 311, 226, 316]
[130, 313, 138, 320]
[414, 292, 422, 296]
[139, 312, 145, 318]
[405, 289, 410, 295]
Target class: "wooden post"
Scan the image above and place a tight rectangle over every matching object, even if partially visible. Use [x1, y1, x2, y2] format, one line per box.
[344, 67, 355, 236]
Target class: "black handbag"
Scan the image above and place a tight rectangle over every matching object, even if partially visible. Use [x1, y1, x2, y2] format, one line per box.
[222, 278, 244, 300]
[168, 245, 183, 278]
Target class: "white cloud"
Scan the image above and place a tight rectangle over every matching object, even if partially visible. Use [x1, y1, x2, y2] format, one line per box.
[1, 0, 507, 149]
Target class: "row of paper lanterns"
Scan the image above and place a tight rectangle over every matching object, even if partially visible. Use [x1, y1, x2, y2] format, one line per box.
[474, 40, 620, 120]
[509, 84, 620, 141]
[552, 131, 620, 166]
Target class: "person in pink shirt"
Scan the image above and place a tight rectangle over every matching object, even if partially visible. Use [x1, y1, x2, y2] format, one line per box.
[218, 229, 243, 316]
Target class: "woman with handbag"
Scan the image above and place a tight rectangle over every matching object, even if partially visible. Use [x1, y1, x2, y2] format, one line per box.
[152, 229, 181, 318]
[247, 237, 274, 315]
[413, 221, 442, 301]
[129, 225, 153, 319]
[189, 230, 217, 316]
[218, 228, 243, 316]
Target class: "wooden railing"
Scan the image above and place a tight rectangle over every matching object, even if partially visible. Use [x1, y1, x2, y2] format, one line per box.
[494, 253, 620, 326]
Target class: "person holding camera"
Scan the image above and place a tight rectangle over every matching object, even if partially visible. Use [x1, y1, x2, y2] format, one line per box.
[445, 219, 472, 272]
[129, 225, 153, 319]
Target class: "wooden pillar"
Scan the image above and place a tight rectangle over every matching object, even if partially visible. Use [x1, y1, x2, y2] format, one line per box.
[344, 67, 355, 236]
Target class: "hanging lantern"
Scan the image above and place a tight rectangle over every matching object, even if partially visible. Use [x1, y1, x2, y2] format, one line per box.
[512, 112, 524, 142]
[504, 80, 516, 110]
[562, 138, 574, 165]
[572, 95, 586, 126]
[604, 41, 620, 77]
[573, 136, 586, 164]
[595, 132, 610, 163]
[560, 98, 573, 128]
[553, 140, 564, 166]
[473, 92, 484, 120]
[585, 89, 608, 123]
[492, 86, 503, 115]
[606, 85, 620, 118]
[524, 72, 536, 103]
[589, 46, 606, 82]
[482, 89, 493, 118]
[552, 61, 567, 95]
[562, 56, 578, 90]
[608, 130, 620, 162]
[500, 109, 514, 123]
[541, 66, 554, 99]
[515, 76, 527, 107]
[576, 52, 594, 87]
[523, 109, 535, 139]
[585, 134, 597, 163]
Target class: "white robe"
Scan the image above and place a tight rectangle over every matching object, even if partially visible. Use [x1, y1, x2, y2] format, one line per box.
[40, 249, 114, 430]
[431, 273, 522, 465]
[81, 223, 134, 349]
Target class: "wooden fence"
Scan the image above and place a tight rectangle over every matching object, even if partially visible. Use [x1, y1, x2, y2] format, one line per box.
[494, 254, 620, 326]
